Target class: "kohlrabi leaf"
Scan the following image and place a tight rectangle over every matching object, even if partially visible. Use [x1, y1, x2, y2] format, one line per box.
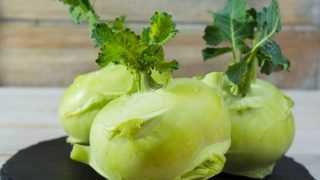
[141, 12, 178, 45]
[94, 24, 147, 70]
[91, 23, 111, 46]
[94, 25, 177, 74]
[69, 6, 87, 23]
[203, 25, 224, 46]
[203, 47, 233, 61]
[226, 60, 248, 85]
[156, 60, 179, 73]
[203, 0, 290, 96]
[205, 0, 254, 61]
[253, 0, 289, 75]
[257, 40, 290, 75]
[93, 13, 179, 87]
[59, 0, 179, 90]
[59, 0, 80, 7]
[112, 16, 127, 32]
[91, 17, 128, 45]
[255, 0, 281, 44]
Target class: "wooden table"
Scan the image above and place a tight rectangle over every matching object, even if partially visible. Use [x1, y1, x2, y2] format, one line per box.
[1, 88, 319, 178]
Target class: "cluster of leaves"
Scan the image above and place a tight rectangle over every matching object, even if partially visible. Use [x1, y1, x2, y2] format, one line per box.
[93, 13, 179, 73]
[92, 12, 179, 88]
[59, 0, 179, 89]
[203, 0, 290, 96]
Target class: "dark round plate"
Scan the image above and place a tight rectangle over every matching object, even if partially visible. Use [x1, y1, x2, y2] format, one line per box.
[1, 137, 315, 180]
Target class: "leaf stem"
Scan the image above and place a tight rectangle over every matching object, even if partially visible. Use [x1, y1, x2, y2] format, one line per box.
[230, 17, 240, 62]
[246, 38, 258, 82]
[135, 72, 142, 92]
[251, 17, 279, 53]
[249, 58, 256, 82]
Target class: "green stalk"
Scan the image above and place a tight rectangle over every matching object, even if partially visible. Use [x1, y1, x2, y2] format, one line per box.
[135, 72, 159, 93]
[230, 17, 240, 63]
[135, 72, 143, 92]
[249, 35, 258, 83]
[250, 59, 256, 82]
[236, 38, 258, 96]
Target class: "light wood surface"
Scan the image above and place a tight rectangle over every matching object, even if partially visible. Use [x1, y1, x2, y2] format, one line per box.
[0, 22, 319, 88]
[1, 0, 319, 24]
[0, 88, 319, 178]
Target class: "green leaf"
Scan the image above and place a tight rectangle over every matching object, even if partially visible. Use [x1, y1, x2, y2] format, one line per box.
[94, 22, 177, 76]
[203, 25, 224, 46]
[69, 6, 87, 24]
[253, 0, 288, 75]
[91, 23, 109, 46]
[226, 61, 249, 85]
[254, 0, 281, 49]
[95, 52, 112, 68]
[141, 12, 178, 45]
[60, 1, 179, 90]
[237, 40, 251, 54]
[92, 17, 128, 46]
[257, 40, 290, 75]
[246, 8, 257, 21]
[202, 47, 232, 61]
[203, 0, 290, 96]
[156, 60, 179, 73]
[59, 0, 80, 6]
[92, 12, 179, 90]
[258, 59, 284, 75]
[226, 59, 252, 97]
[141, 44, 165, 64]
[210, 0, 254, 54]
[94, 24, 147, 70]
[113, 16, 126, 32]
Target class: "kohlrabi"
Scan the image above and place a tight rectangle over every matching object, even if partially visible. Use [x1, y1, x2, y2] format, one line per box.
[67, 8, 231, 179]
[200, 72, 294, 179]
[72, 78, 231, 180]
[59, 64, 136, 144]
[201, 0, 295, 178]
[57, 0, 116, 144]
[58, 0, 168, 144]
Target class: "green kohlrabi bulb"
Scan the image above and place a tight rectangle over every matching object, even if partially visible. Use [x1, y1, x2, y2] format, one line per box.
[59, 64, 136, 144]
[70, 78, 231, 180]
[200, 72, 295, 179]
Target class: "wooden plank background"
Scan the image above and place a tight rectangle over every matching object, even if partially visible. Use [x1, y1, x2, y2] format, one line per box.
[0, 0, 319, 88]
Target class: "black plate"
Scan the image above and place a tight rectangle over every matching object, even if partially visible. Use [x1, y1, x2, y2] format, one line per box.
[1, 137, 315, 180]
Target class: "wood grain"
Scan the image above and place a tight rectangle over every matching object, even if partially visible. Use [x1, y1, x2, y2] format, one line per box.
[0, 87, 64, 124]
[0, 0, 319, 25]
[284, 91, 320, 178]
[0, 127, 66, 155]
[0, 48, 98, 86]
[318, 46, 320, 89]
[0, 88, 66, 156]
[0, 0, 319, 88]
[0, 23, 318, 88]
